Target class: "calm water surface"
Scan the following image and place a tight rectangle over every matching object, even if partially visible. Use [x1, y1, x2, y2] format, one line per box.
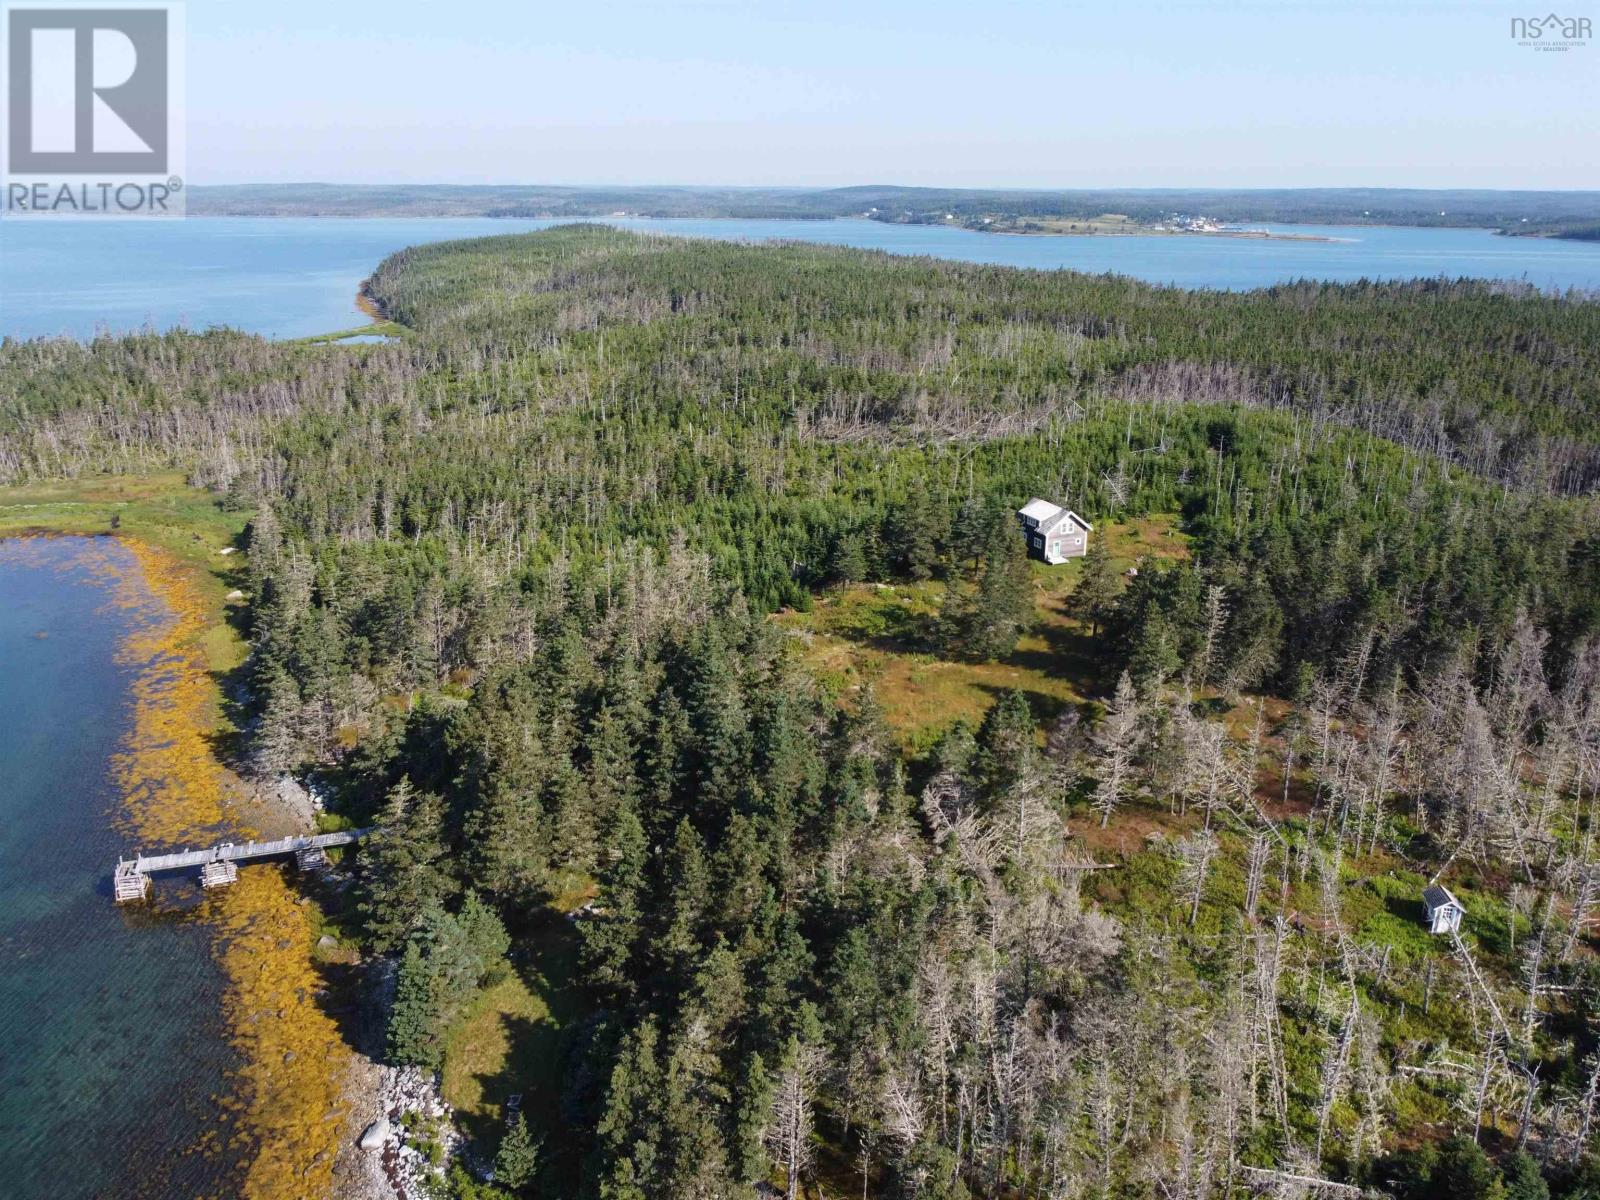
[2, 216, 1598, 341]
[0, 537, 236, 1200]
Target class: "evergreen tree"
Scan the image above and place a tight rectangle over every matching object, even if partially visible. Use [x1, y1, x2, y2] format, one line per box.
[976, 688, 1037, 796]
[586, 703, 640, 830]
[829, 531, 869, 585]
[888, 482, 943, 580]
[582, 798, 648, 1001]
[658, 1032, 735, 1198]
[949, 496, 993, 570]
[655, 819, 710, 986]
[1072, 535, 1119, 638]
[592, 1021, 665, 1200]
[941, 519, 1033, 661]
[733, 1051, 772, 1184]
[458, 890, 511, 972]
[460, 671, 553, 905]
[1128, 610, 1182, 691]
[361, 779, 452, 952]
[1433, 1136, 1507, 1200]
[683, 626, 751, 817]
[1503, 1153, 1550, 1200]
[496, 1114, 540, 1192]
[387, 940, 442, 1067]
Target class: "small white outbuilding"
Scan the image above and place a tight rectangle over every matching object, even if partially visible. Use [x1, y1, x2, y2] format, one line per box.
[1422, 884, 1464, 935]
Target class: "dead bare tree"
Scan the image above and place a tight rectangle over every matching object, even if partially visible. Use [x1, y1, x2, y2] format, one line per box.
[1245, 834, 1271, 923]
[1092, 672, 1141, 829]
[767, 1037, 826, 1200]
[1175, 833, 1218, 927]
[1195, 583, 1229, 691]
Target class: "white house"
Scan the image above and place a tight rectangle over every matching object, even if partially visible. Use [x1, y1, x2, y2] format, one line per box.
[1017, 499, 1092, 565]
[1422, 884, 1465, 935]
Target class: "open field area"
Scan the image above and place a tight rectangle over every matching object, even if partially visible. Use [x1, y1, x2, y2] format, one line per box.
[777, 516, 1190, 750]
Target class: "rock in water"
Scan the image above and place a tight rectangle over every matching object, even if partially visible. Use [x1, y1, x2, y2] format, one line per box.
[359, 1117, 389, 1151]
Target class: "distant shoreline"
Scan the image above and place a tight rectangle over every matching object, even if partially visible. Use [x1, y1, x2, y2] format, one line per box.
[180, 209, 1342, 242]
[183, 185, 1600, 238]
[972, 224, 1335, 242]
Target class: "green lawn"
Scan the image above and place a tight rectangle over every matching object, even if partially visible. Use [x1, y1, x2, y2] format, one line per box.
[441, 920, 584, 1152]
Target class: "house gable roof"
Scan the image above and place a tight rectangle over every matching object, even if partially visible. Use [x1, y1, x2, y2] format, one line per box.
[1018, 499, 1094, 534]
[1037, 509, 1093, 535]
[1422, 884, 1460, 910]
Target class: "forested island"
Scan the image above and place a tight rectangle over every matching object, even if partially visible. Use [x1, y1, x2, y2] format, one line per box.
[3, 228, 1600, 1200]
[186, 183, 1600, 238]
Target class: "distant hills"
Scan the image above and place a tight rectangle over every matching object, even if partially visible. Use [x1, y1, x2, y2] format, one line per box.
[188, 183, 1600, 236]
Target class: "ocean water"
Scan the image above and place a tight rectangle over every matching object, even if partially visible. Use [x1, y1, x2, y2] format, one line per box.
[1, 216, 1598, 342]
[0, 537, 236, 1200]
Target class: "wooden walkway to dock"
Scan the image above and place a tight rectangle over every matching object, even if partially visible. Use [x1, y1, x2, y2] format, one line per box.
[113, 829, 371, 902]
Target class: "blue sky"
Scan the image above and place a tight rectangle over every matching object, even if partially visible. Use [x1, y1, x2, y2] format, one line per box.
[188, 0, 1597, 188]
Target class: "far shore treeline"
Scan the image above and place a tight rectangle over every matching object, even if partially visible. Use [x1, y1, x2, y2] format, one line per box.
[185, 183, 1600, 239]
[3, 227, 1600, 1200]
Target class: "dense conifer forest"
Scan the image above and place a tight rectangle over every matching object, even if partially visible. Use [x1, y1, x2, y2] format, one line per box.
[4, 227, 1600, 1200]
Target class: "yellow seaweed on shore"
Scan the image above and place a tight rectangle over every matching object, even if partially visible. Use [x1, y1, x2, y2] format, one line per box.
[101, 535, 350, 1199]
[110, 538, 231, 846]
[210, 870, 348, 1200]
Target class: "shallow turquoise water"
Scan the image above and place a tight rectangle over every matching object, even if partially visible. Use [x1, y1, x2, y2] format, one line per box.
[0, 537, 237, 1200]
[1, 216, 1598, 341]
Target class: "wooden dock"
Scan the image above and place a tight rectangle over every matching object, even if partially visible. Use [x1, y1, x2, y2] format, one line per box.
[113, 829, 370, 902]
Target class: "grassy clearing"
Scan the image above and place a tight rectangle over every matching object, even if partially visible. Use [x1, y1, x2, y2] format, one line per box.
[292, 319, 409, 345]
[0, 472, 251, 674]
[776, 515, 1187, 752]
[441, 920, 584, 1151]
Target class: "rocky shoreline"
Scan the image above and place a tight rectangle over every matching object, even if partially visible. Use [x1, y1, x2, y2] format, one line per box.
[335, 1058, 461, 1200]
[322, 927, 462, 1199]
[226, 694, 457, 1197]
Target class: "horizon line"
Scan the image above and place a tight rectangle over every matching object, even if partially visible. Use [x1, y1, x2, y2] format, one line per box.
[191, 181, 1600, 195]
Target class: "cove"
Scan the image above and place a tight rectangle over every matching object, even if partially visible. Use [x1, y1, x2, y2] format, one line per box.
[0, 537, 239, 1200]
